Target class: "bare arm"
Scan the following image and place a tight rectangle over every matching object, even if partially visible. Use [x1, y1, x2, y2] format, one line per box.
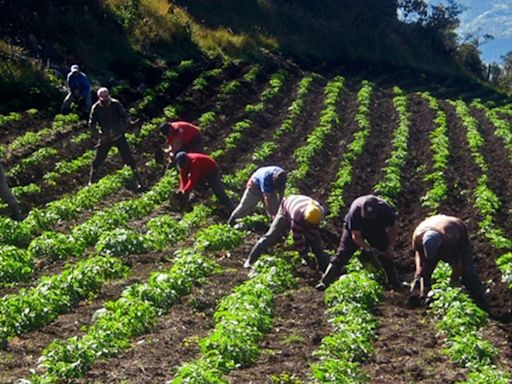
[385, 223, 398, 255]
[352, 230, 372, 252]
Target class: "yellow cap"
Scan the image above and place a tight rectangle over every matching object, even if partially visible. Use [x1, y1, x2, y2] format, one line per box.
[304, 202, 322, 225]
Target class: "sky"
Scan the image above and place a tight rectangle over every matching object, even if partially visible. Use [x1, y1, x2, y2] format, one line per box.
[439, 0, 512, 63]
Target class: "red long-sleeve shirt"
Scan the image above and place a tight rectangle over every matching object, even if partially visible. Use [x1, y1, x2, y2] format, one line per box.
[179, 153, 218, 193]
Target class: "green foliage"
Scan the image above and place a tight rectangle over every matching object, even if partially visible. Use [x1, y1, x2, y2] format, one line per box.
[0, 245, 34, 283]
[0, 217, 31, 247]
[195, 224, 244, 252]
[460, 365, 511, 384]
[28, 231, 84, 260]
[328, 80, 374, 218]
[0, 256, 127, 348]
[419, 92, 450, 212]
[374, 87, 410, 204]
[288, 76, 344, 191]
[97, 228, 147, 257]
[311, 269, 381, 383]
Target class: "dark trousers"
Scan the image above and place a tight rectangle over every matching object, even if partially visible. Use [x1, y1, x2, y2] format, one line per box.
[92, 135, 137, 171]
[0, 163, 21, 220]
[329, 227, 400, 287]
[204, 170, 235, 211]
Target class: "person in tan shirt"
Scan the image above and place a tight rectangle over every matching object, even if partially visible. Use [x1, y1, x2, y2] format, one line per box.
[412, 214, 489, 312]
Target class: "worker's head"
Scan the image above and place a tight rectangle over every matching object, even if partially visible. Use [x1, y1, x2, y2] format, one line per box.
[422, 230, 442, 260]
[70, 64, 79, 73]
[361, 196, 379, 220]
[159, 122, 171, 136]
[97, 87, 110, 105]
[304, 201, 323, 225]
[175, 151, 190, 170]
[272, 170, 287, 192]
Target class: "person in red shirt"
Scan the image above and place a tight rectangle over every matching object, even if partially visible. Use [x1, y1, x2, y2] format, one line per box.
[175, 152, 234, 211]
[160, 121, 204, 158]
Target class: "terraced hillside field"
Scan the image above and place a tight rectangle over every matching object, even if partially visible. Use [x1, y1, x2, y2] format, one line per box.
[0, 59, 511, 384]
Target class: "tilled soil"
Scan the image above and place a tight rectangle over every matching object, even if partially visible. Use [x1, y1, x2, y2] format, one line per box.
[1, 66, 512, 384]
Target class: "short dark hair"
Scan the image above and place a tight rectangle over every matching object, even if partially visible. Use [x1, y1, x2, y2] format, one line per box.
[273, 171, 287, 191]
[159, 122, 170, 136]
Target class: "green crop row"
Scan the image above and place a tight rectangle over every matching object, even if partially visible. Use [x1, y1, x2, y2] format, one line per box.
[373, 87, 411, 204]
[287, 76, 345, 194]
[224, 74, 316, 191]
[327, 80, 374, 219]
[0, 255, 128, 348]
[451, 100, 512, 284]
[419, 92, 450, 213]
[7, 147, 59, 178]
[197, 65, 262, 131]
[0, 204, 211, 349]
[311, 261, 382, 383]
[0, 111, 23, 126]
[473, 102, 512, 162]
[129, 59, 195, 116]
[430, 263, 510, 384]
[30, 223, 243, 383]
[211, 69, 289, 159]
[170, 253, 296, 384]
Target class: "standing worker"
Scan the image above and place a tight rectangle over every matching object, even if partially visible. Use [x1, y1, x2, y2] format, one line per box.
[88, 87, 145, 189]
[244, 194, 329, 271]
[228, 166, 287, 226]
[159, 121, 204, 158]
[0, 162, 22, 221]
[317, 194, 401, 290]
[411, 214, 490, 311]
[175, 152, 234, 212]
[61, 64, 91, 114]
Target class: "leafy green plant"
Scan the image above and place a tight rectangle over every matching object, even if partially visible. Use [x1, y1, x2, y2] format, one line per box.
[96, 228, 147, 257]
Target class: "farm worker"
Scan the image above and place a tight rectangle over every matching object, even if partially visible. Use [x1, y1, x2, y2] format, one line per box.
[316, 194, 401, 291]
[244, 195, 330, 270]
[88, 87, 145, 190]
[228, 166, 287, 226]
[411, 214, 490, 311]
[61, 64, 91, 113]
[159, 121, 204, 158]
[174, 151, 234, 211]
[0, 162, 22, 221]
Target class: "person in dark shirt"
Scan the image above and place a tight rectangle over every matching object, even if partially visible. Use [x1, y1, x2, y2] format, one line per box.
[61, 64, 91, 113]
[175, 152, 234, 211]
[316, 194, 401, 290]
[88, 87, 144, 190]
[0, 162, 21, 221]
[411, 214, 489, 312]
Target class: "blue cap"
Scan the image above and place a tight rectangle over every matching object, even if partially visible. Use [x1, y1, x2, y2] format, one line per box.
[175, 151, 189, 168]
[422, 230, 442, 260]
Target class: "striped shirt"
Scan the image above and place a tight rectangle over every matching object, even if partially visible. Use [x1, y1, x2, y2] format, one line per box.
[282, 195, 323, 255]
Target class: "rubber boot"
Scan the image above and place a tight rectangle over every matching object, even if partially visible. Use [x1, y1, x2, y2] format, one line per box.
[132, 168, 146, 191]
[315, 262, 343, 291]
[9, 202, 22, 221]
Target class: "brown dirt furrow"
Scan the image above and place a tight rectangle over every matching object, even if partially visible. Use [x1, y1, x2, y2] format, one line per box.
[80, 247, 250, 384]
[340, 86, 398, 230]
[470, 107, 512, 233]
[298, 82, 360, 203]
[365, 93, 468, 384]
[440, 101, 512, 321]
[225, 275, 329, 384]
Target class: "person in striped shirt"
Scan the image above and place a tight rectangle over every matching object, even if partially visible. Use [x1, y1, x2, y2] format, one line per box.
[228, 166, 287, 226]
[244, 194, 329, 270]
